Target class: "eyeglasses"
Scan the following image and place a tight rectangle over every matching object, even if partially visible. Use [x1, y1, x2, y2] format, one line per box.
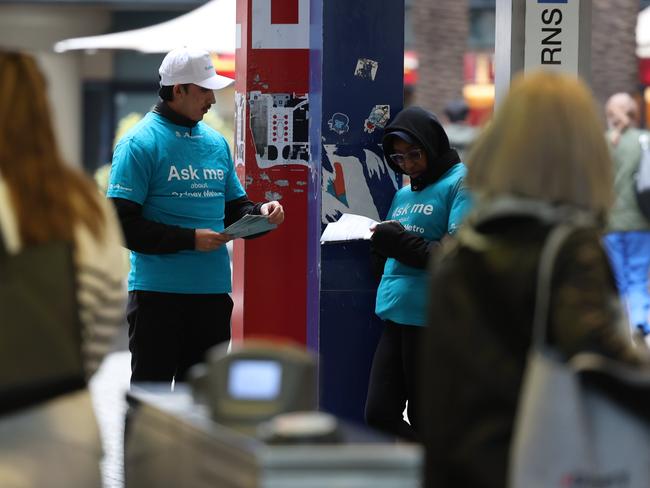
[389, 148, 423, 165]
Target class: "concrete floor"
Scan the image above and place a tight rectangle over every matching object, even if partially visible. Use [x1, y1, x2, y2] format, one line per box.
[90, 351, 131, 488]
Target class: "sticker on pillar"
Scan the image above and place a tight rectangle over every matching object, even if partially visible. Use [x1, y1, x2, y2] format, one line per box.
[354, 58, 379, 81]
[235, 92, 246, 166]
[327, 113, 350, 135]
[249, 91, 310, 168]
[363, 105, 390, 134]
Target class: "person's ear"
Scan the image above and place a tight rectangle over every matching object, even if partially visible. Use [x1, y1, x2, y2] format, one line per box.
[173, 84, 184, 99]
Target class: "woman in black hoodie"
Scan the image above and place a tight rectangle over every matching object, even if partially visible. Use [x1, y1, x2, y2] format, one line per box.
[365, 106, 472, 440]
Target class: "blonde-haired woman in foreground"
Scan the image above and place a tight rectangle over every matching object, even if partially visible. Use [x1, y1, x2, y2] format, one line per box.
[0, 51, 126, 487]
[420, 71, 650, 488]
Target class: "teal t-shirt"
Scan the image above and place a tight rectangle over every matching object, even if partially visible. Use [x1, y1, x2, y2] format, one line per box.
[107, 112, 246, 294]
[375, 163, 471, 326]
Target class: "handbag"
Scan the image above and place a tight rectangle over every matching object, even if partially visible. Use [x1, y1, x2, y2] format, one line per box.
[508, 225, 650, 488]
[634, 133, 650, 220]
[0, 224, 86, 415]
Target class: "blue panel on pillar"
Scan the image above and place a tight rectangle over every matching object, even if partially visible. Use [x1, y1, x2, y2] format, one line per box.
[315, 0, 405, 427]
[320, 0, 404, 225]
[320, 240, 384, 424]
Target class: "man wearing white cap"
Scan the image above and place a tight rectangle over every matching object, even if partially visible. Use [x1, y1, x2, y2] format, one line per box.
[107, 47, 284, 384]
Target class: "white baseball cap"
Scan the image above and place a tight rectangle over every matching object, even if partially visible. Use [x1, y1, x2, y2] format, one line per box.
[159, 47, 233, 90]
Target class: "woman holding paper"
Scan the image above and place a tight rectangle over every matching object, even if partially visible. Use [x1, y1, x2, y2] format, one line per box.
[364, 106, 472, 440]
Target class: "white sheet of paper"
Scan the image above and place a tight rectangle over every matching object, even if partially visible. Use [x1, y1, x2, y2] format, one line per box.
[223, 214, 277, 239]
[320, 213, 378, 243]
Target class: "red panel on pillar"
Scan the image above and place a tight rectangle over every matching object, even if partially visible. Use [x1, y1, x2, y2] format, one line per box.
[271, 0, 299, 24]
[232, 0, 310, 345]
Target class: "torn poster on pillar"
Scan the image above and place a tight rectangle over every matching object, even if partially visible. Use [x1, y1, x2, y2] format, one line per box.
[364, 105, 390, 134]
[354, 58, 379, 81]
[265, 191, 283, 201]
[234, 92, 246, 167]
[321, 144, 398, 224]
[327, 112, 350, 135]
[248, 91, 310, 169]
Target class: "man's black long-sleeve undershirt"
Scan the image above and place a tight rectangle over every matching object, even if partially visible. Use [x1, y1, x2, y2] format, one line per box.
[110, 196, 264, 254]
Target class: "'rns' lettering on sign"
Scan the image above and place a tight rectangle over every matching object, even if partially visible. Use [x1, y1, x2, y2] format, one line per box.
[541, 8, 563, 65]
[524, 0, 579, 75]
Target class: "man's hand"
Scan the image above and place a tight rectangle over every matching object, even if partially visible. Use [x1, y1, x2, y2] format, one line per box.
[260, 201, 285, 225]
[195, 228, 232, 251]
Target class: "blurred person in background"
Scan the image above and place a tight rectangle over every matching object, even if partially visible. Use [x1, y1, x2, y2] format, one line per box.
[421, 71, 650, 488]
[364, 106, 472, 441]
[442, 99, 478, 162]
[603, 92, 650, 338]
[0, 51, 126, 487]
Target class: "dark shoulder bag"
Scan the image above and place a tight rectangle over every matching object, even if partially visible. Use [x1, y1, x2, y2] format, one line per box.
[0, 225, 86, 415]
[634, 133, 650, 220]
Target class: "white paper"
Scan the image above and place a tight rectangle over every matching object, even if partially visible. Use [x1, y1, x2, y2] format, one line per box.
[320, 213, 378, 244]
[223, 214, 277, 239]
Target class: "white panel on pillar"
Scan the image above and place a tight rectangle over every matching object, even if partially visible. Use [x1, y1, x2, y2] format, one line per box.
[524, 0, 580, 76]
[251, 0, 310, 49]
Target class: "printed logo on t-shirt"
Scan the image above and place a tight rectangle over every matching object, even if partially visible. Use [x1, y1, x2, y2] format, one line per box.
[107, 183, 133, 193]
[175, 131, 203, 139]
[167, 164, 225, 181]
[390, 203, 438, 235]
[167, 163, 227, 199]
[391, 203, 435, 218]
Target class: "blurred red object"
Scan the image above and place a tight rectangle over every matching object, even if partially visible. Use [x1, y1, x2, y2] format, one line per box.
[211, 52, 236, 79]
[640, 58, 650, 86]
[404, 50, 419, 86]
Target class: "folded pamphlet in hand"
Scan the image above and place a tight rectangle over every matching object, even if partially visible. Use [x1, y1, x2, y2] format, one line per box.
[223, 214, 277, 239]
[320, 213, 378, 244]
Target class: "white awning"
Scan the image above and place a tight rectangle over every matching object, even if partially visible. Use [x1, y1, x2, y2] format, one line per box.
[54, 0, 235, 54]
[638, 6, 650, 58]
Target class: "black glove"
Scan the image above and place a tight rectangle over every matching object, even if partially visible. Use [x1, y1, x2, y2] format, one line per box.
[371, 220, 406, 258]
[371, 220, 439, 269]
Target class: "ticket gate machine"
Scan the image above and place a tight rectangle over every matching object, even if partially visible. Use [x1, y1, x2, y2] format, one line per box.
[124, 341, 422, 487]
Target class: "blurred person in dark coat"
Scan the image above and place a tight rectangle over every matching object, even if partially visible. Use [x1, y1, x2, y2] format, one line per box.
[420, 71, 650, 488]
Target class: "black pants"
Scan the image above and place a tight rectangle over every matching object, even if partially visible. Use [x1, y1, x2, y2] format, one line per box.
[127, 291, 233, 384]
[365, 320, 423, 441]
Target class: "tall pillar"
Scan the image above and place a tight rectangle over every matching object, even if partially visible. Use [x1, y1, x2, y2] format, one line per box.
[312, 0, 404, 422]
[233, 0, 312, 345]
[495, 0, 591, 106]
[234, 0, 404, 423]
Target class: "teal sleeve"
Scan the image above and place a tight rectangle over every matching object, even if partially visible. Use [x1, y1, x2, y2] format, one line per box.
[107, 139, 151, 205]
[447, 180, 473, 235]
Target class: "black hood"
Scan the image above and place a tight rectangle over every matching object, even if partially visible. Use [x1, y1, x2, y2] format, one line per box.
[382, 106, 460, 191]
